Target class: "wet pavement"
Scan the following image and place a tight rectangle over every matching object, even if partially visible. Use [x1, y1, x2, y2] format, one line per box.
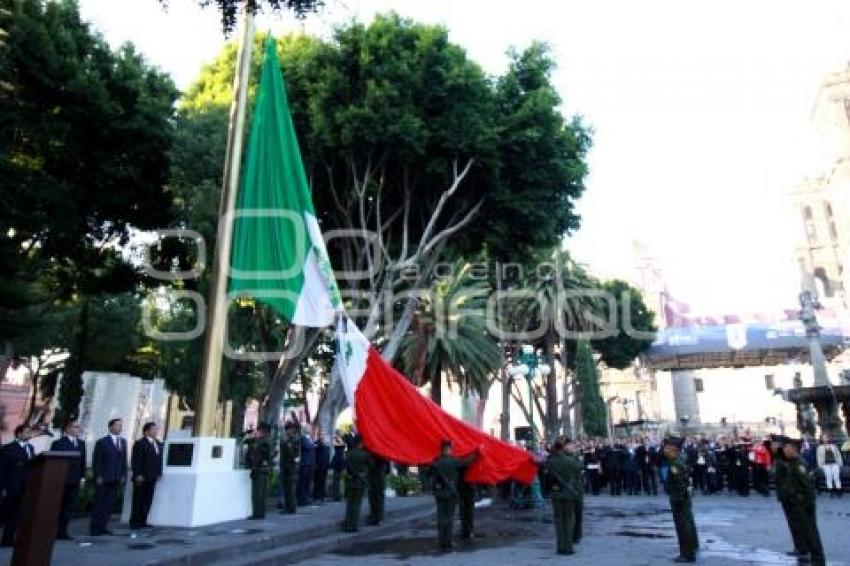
[305, 494, 850, 565]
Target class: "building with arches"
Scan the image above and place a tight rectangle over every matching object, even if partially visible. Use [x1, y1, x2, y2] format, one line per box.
[792, 63, 850, 312]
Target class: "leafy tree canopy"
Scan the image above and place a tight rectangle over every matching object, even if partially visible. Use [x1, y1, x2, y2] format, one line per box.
[0, 0, 178, 421]
[172, 0, 324, 35]
[592, 279, 656, 370]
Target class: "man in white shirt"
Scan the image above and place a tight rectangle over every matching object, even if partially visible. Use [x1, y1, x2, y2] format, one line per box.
[816, 434, 843, 498]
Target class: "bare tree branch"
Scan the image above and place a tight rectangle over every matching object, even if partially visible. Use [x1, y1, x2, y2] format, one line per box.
[415, 158, 473, 255]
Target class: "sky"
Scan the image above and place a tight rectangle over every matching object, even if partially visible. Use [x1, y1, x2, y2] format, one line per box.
[78, 0, 850, 315]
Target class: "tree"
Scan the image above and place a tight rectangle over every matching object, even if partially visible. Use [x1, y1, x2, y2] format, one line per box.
[591, 279, 656, 369]
[503, 249, 600, 440]
[396, 262, 500, 407]
[173, 0, 323, 34]
[0, 0, 178, 423]
[575, 339, 606, 437]
[172, 15, 591, 428]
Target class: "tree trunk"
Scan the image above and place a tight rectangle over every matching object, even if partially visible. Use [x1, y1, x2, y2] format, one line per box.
[544, 330, 558, 443]
[500, 369, 511, 441]
[56, 299, 89, 426]
[381, 291, 420, 362]
[260, 325, 321, 426]
[315, 368, 346, 435]
[299, 366, 312, 424]
[430, 362, 442, 407]
[559, 335, 572, 437]
[475, 389, 487, 431]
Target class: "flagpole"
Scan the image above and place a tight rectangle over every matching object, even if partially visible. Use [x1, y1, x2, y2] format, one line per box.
[195, 9, 255, 437]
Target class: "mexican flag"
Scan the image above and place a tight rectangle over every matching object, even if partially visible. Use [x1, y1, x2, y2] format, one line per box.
[337, 315, 537, 485]
[229, 37, 340, 327]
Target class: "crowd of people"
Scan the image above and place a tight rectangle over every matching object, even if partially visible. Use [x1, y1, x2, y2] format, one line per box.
[1, 416, 845, 562]
[528, 433, 848, 499]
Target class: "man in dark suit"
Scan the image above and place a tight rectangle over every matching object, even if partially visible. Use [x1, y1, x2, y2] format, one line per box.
[0, 425, 34, 546]
[90, 418, 127, 536]
[50, 421, 86, 540]
[129, 422, 163, 529]
[297, 429, 315, 506]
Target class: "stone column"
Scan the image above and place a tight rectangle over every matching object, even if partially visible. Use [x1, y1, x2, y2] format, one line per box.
[813, 398, 847, 445]
[671, 369, 701, 426]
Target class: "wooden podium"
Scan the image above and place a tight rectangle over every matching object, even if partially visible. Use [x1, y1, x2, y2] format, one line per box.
[12, 451, 79, 566]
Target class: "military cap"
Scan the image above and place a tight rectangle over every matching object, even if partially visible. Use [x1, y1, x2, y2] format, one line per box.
[663, 436, 684, 449]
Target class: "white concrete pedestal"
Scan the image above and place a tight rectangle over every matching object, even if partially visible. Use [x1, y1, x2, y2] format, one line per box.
[121, 437, 251, 527]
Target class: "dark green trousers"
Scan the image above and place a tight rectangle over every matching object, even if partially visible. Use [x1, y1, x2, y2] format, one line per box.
[343, 487, 364, 531]
[281, 465, 297, 513]
[789, 502, 825, 565]
[780, 498, 805, 553]
[670, 498, 698, 559]
[574, 499, 584, 542]
[552, 498, 576, 554]
[250, 470, 269, 518]
[435, 494, 457, 548]
[459, 490, 474, 538]
[367, 477, 385, 524]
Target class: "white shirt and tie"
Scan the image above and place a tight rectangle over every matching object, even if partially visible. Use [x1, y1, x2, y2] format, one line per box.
[148, 437, 159, 455]
[17, 441, 34, 459]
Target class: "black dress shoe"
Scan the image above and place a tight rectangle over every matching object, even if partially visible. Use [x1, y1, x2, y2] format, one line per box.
[673, 556, 696, 563]
[102, 529, 114, 535]
[56, 534, 73, 541]
[786, 550, 806, 557]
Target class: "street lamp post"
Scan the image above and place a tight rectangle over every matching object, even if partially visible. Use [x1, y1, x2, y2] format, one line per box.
[509, 344, 551, 508]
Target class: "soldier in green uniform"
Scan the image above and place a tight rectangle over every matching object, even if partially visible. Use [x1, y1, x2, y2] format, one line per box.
[663, 437, 698, 563]
[245, 423, 273, 519]
[771, 435, 806, 558]
[458, 466, 475, 540]
[367, 453, 388, 525]
[279, 422, 301, 514]
[544, 438, 583, 555]
[565, 438, 584, 545]
[430, 439, 479, 551]
[782, 437, 826, 566]
[342, 435, 370, 532]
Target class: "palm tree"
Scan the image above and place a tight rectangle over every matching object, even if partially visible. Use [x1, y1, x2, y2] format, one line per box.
[505, 249, 600, 440]
[397, 262, 500, 408]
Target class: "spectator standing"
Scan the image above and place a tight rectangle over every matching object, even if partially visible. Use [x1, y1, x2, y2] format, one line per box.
[816, 435, 843, 498]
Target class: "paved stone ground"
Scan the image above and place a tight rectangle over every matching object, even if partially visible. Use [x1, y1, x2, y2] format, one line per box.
[0, 495, 431, 566]
[307, 494, 850, 566]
